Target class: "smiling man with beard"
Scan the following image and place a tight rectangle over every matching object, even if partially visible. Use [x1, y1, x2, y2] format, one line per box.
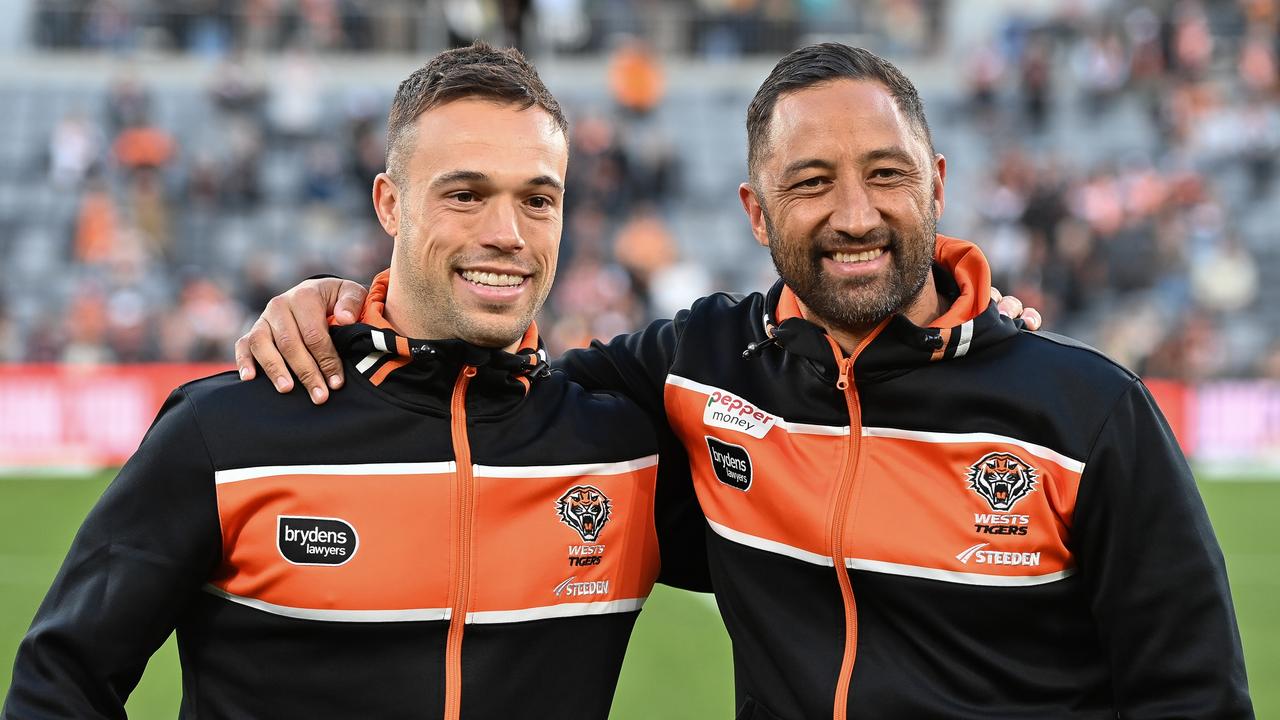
[239, 44, 1251, 718]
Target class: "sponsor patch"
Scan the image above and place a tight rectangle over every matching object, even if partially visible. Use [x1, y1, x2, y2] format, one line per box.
[705, 436, 752, 491]
[553, 577, 611, 597]
[557, 485, 612, 543]
[955, 542, 1041, 567]
[966, 451, 1039, 511]
[703, 388, 777, 439]
[277, 516, 359, 566]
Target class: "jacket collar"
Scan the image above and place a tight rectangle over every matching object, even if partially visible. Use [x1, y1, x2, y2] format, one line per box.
[331, 269, 549, 414]
[753, 235, 1019, 378]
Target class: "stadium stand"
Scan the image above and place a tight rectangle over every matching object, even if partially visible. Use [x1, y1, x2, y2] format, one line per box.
[0, 0, 1275, 382]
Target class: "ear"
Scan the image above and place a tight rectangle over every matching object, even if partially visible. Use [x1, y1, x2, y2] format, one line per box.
[739, 183, 770, 248]
[372, 173, 400, 237]
[932, 153, 947, 221]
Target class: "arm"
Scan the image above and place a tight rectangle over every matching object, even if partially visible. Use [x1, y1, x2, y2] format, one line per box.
[556, 312, 711, 592]
[2, 391, 221, 718]
[1072, 380, 1252, 718]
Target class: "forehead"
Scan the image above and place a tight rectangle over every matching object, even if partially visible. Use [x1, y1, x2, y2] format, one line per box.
[406, 98, 568, 179]
[765, 79, 926, 169]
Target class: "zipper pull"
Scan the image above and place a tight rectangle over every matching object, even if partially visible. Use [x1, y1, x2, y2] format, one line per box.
[836, 357, 852, 390]
[463, 366, 477, 378]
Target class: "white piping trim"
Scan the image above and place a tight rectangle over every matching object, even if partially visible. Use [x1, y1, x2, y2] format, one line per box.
[665, 375, 848, 436]
[665, 376, 1083, 467]
[954, 320, 974, 359]
[371, 331, 388, 352]
[474, 455, 659, 478]
[861, 427, 1085, 473]
[845, 557, 1076, 587]
[203, 584, 450, 623]
[706, 518, 834, 567]
[214, 462, 456, 484]
[355, 351, 385, 373]
[705, 522, 1076, 587]
[467, 598, 646, 624]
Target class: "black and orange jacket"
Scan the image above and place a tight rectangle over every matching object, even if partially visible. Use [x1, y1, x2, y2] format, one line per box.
[561, 236, 1253, 719]
[4, 272, 694, 719]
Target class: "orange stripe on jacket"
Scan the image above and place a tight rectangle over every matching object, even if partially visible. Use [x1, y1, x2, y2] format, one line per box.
[664, 382, 1080, 578]
[211, 465, 660, 614]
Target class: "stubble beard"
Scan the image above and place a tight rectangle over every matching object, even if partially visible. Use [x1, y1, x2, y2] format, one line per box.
[763, 201, 936, 333]
[395, 215, 546, 349]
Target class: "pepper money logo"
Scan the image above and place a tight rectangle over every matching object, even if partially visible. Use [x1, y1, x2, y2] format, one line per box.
[557, 485, 612, 543]
[277, 516, 358, 566]
[966, 451, 1038, 512]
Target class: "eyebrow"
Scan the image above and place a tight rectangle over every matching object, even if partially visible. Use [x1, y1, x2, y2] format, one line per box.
[430, 170, 564, 193]
[780, 147, 919, 179]
[863, 147, 918, 166]
[781, 158, 836, 178]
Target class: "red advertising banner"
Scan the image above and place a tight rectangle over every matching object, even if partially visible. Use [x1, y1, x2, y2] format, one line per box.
[2, 365, 1278, 472]
[0, 364, 231, 469]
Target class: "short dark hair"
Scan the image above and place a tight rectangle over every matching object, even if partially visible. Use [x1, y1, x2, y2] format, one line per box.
[746, 43, 933, 181]
[385, 42, 568, 180]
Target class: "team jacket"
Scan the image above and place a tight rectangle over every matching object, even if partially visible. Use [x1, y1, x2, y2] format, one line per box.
[559, 236, 1253, 719]
[4, 272, 699, 719]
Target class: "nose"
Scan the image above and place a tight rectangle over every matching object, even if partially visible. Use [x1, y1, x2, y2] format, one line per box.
[829, 180, 881, 238]
[480, 197, 525, 252]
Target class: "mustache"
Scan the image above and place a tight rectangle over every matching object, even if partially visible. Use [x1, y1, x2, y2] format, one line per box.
[811, 227, 896, 254]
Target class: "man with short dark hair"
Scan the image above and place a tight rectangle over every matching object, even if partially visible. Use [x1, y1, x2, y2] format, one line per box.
[245, 43, 1252, 718]
[4, 44, 700, 719]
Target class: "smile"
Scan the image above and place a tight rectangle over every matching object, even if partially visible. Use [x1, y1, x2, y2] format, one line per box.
[830, 248, 885, 263]
[459, 270, 527, 288]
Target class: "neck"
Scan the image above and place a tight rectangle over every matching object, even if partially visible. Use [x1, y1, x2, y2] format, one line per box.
[383, 275, 523, 354]
[799, 275, 946, 356]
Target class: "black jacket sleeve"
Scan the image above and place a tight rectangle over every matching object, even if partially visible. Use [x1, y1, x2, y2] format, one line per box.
[556, 313, 711, 592]
[1072, 379, 1253, 718]
[2, 389, 221, 719]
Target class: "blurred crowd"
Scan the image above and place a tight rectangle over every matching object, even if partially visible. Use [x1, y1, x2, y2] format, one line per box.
[3, 0, 1279, 381]
[31, 0, 936, 58]
[954, 0, 1278, 379]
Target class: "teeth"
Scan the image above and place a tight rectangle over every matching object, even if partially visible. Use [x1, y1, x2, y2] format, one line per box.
[460, 270, 524, 287]
[831, 248, 885, 263]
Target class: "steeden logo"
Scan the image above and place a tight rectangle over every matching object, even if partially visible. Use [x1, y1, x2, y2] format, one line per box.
[955, 542, 1041, 567]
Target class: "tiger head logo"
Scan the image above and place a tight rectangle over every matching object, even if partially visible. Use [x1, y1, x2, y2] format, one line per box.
[966, 452, 1038, 511]
[556, 485, 612, 543]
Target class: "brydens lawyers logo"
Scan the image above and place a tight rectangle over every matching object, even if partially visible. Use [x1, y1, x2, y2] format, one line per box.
[557, 485, 612, 543]
[703, 388, 777, 439]
[706, 436, 752, 491]
[966, 452, 1038, 512]
[277, 516, 358, 566]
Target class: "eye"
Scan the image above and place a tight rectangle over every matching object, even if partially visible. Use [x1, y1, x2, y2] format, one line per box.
[527, 195, 553, 210]
[792, 176, 827, 190]
[870, 168, 904, 180]
[450, 191, 478, 203]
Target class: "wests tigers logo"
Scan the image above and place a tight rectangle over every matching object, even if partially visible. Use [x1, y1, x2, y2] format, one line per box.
[557, 485, 612, 543]
[966, 452, 1038, 511]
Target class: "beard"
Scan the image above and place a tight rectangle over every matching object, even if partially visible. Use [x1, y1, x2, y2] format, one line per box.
[763, 201, 936, 332]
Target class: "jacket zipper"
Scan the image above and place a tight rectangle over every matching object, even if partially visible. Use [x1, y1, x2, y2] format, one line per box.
[444, 365, 478, 720]
[826, 321, 887, 720]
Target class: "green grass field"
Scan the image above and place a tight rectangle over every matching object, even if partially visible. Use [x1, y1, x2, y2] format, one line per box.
[0, 472, 1274, 717]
